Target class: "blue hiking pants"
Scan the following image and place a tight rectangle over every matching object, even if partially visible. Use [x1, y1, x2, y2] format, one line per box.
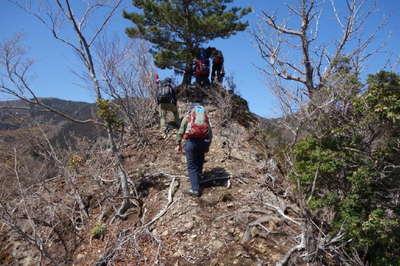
[184, 139, 210, 192]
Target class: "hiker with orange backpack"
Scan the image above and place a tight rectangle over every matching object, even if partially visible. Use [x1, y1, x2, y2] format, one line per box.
[176, 95, 212, 197]
[192, 48, 211, 86]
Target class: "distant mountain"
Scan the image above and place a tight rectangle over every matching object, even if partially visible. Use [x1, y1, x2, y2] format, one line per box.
[0, 98, 94, 125]
[0, 98, 104, 145]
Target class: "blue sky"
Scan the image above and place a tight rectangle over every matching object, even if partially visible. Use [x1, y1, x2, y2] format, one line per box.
[1, 0, 399, 118]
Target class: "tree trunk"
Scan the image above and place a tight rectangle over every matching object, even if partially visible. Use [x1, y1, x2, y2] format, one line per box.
[106, 127, 137, 216]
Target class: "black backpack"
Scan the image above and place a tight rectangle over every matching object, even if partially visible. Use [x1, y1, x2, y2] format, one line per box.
[157, 82, 174, 104]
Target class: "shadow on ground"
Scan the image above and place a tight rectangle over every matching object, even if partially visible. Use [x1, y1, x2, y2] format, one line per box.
[201, 167, 230, 188]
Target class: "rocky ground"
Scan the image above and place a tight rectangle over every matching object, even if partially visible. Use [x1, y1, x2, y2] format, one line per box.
[1, 89, 303, 265]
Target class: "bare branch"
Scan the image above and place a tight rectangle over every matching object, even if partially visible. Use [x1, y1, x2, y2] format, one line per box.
[254, 0, 384, 103]
[330, 0, 344, 28]
[307, 163, 320, 204]
[89, 0, 123, 46]
[261, 11, 302, 37]
[9, 0, 84, 56]
[0, 36, 99, 125]
[277, 232, 306, 266]
[264, 202, 301, 226]
[143, 177, 179, 228]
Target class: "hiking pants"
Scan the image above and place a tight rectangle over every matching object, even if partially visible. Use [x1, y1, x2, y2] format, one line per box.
[211, 63, 224, 83]
[159, 103, 179, 130]
[184, 139, 210, 192]
[195, 74, 210, 87]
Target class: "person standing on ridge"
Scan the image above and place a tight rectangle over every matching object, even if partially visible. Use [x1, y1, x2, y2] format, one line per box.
[176, 95, 212, 197]
[193, 48, 211, 87]
[209, 47, 225, 84]
[156, 77, 180, 132]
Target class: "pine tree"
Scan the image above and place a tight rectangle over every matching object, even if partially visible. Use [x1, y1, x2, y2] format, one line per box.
[123, 0, 251, 85]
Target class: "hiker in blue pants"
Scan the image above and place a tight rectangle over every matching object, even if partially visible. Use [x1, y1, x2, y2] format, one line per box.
[176, 97, 212, 197]
[184, 139, 210, 195]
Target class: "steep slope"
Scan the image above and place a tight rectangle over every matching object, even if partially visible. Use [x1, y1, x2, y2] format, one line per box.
[1, 88, 302, 265]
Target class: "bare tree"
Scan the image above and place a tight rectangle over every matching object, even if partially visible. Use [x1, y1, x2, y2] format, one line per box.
[252, 0, 386, 263]
[251, 0, 387, 148]
[96, 37, 158, 144]
[3, 0, 139, 217]
[254, 0, 383, 103]
[0, 35, 98, 125]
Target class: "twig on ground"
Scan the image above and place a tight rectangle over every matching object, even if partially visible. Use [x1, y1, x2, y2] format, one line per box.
[265, 202, 301, 226]
[143, 177, 178, 228]
[277, 232, 306, 266]
[241, 215, 274, 244]
[235, 176, 248, 184]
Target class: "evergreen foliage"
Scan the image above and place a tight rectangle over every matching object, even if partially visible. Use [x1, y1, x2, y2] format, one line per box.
[292, 71, 400, 264]
[123, 0, 251, 83]
[96, 99, 124, 129]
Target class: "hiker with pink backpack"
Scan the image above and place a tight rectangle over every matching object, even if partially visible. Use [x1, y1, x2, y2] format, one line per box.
[175, 95, 212, 197]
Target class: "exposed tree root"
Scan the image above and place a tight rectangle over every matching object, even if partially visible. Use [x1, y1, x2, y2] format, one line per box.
[143, 176, 179, 228]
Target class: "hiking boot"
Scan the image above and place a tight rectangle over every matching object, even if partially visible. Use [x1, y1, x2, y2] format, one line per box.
[183, 189, 201, 197]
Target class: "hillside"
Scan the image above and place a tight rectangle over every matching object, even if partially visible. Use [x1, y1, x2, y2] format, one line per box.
[0, 98, 94, 125]
[0, 98, 103, 144]
[0, 89, 304, 265]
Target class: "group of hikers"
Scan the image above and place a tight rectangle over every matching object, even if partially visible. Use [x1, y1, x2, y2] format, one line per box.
[156, 79, 212, 197]
[192, 46, 225, 86]
[154, 47, 224, 197]
[155, 46, 225, 132]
